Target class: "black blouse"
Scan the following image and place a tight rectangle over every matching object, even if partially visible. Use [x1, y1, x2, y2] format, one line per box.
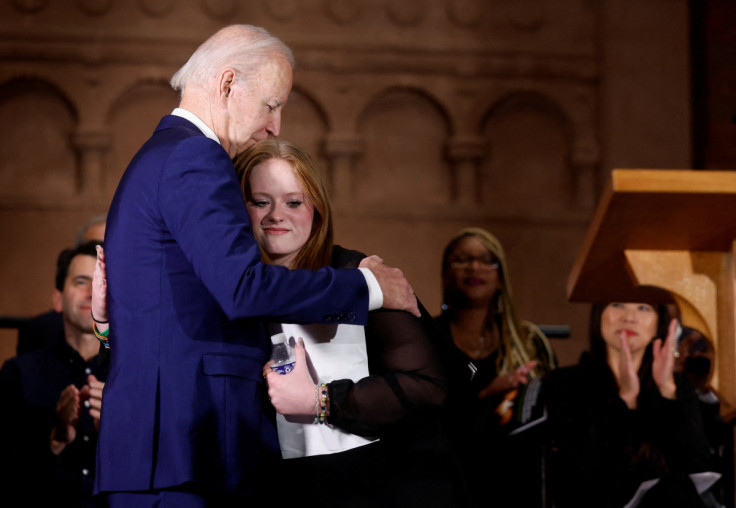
[280, 246, 469, 508]
[527, 355, 713, 507]
[326, 246, 448, 436]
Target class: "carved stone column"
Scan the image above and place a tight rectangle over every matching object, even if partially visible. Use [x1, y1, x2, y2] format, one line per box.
[323, 133, 364, 206]
[571, 139, 600, 211]
[445, 135, 486, 204]
[73, 127, 110, 202]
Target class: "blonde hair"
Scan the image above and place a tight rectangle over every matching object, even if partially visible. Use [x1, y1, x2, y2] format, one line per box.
[441, 227, 557, 376]
[234, 139, 333, 270]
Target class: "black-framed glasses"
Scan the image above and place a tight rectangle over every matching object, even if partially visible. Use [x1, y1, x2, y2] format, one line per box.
[449, 256, 500, 270]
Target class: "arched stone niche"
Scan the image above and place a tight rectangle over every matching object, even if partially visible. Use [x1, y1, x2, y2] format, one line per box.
[354, 87, 451, 211]
[0, 78, 78, 204]
[480, 91, 574, 218]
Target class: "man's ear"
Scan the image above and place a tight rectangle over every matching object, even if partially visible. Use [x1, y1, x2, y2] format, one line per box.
[52, 289, 63, 313]
[219, 69, 236, 99]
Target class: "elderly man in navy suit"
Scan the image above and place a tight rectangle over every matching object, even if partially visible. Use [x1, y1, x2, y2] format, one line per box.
[95, 24, 418, 507]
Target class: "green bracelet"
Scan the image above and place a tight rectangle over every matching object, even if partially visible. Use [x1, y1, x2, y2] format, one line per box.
[93, 322, 110, 349]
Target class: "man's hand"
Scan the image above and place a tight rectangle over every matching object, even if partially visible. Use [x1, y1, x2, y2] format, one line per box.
[50, 384, 82, 455]
[91, 245, 108, 326]
[359, 255, 419, 317]
[87, 374, 105, 430]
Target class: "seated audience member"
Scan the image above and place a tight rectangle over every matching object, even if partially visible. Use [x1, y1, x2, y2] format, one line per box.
[17, 215, 106, 355]
[433, 227, 557, 506]
[676, 326, 719, 406]
[0, 241, 107, 507]
[510, 288, 716, 507]
[675, 326, 734, 507]
[74, 215, 107, 248]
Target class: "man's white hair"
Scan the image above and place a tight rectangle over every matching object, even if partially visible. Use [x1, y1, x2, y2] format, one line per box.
[170, 24, 294, 96]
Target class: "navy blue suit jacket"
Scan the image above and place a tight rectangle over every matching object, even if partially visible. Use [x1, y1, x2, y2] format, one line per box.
[95, 115, 369, 496]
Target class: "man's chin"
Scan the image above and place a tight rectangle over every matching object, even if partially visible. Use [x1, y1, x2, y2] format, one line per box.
[242, 138, 260, 150]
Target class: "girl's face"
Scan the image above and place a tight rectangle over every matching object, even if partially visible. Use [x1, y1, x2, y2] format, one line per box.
[600, 302, 658, 355]
[443, 236, 501, 306]
[245, 158, 314, 268]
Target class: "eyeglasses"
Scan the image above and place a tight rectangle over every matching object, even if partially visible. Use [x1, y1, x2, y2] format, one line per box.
[449, 256, 500, 270]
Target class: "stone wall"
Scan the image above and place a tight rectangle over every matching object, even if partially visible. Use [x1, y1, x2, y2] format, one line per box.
[0, 0, 693, 366]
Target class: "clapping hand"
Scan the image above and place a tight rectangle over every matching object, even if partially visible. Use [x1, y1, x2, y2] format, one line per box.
[617, 331, 640, 409]
[50, 384, 84, 454]
[478, 360, 538, 399]
[50, 375, 106, 453]
[652, 319, 678, 400]
[87, 374, 105, 430]
[617, 319, 678, 409]
[51, 385, 82, 453]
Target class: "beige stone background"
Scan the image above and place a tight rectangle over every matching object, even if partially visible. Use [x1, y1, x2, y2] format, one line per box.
[0, 0, 732, 368]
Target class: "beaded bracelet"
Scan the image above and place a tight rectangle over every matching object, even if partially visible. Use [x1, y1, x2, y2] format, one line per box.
[313, 383, 328, 424]
[93, 322, 110, 349]
[313, 385, 320, 417]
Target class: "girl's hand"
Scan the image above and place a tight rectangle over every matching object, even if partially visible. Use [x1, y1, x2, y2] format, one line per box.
[263, 338, 317, 416]
[652, 319, 678, 400]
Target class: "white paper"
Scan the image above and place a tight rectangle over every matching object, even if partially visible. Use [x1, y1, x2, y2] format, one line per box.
[623, 472, 721, 508]
[272, 322, 378, 459]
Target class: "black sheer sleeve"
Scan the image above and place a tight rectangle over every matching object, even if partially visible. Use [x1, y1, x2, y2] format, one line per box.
[325, 246, 447, 437]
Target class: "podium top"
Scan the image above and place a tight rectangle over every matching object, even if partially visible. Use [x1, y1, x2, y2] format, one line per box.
[567, 169, 736, 302]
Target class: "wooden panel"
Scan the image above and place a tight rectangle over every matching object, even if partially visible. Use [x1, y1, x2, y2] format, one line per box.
[568, 169, 736, 302]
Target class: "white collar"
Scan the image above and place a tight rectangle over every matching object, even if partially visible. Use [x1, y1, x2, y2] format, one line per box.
[171, 108, 220, 145]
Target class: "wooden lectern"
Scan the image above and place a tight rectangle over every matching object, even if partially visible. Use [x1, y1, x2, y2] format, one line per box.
[568, 169, 736, 415]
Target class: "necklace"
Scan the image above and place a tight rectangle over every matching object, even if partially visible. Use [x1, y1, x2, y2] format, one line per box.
[455, 332, 495, 360]
[451, 318, 498, 360]
[468, 335, 494, 359]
